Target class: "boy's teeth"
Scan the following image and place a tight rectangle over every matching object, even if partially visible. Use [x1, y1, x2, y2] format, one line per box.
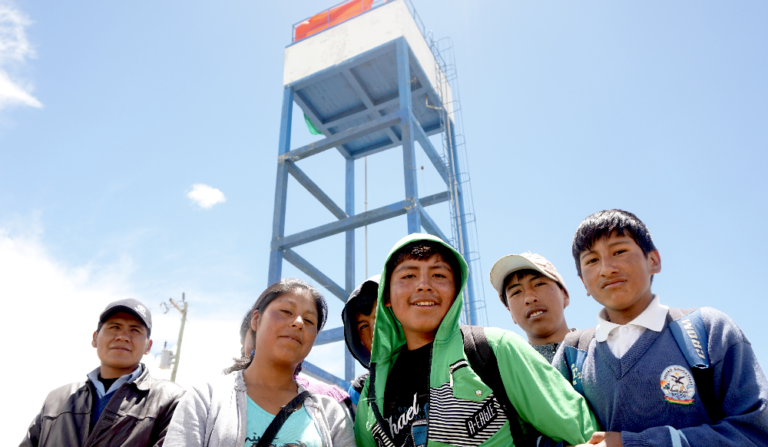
[530, 311, 544, 317]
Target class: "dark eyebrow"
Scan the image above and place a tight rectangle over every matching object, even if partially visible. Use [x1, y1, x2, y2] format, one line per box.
[275, 296, 319, 319]
[429, 261, 451, 270]
[394, 264, 419, 274]
[507, 274, 543, 290]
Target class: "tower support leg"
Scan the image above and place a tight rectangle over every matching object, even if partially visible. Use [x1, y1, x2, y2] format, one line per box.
[269, 87, 294, 285]
[397, 39, 420, 233]
[448, 123, 477, 324]
[344, 158, 356, 381]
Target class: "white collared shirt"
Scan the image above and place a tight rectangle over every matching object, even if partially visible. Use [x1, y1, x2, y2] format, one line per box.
[595, 295, 668, 359]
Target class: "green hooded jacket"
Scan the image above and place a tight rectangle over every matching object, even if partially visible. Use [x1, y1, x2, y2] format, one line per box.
[354, 233, 598, 447]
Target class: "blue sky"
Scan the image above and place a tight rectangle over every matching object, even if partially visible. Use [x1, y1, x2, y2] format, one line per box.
[1, 0, 766, 438]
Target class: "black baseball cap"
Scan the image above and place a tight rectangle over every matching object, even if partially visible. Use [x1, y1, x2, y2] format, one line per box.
[99, 298, 152, 336]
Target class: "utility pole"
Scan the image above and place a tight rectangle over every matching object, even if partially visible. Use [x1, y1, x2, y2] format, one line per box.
[168, 293, 188, 383]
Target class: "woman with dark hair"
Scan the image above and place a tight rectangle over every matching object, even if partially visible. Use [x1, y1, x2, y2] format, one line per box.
[231, 306, 353, 411]
[165, 279, 355, 447]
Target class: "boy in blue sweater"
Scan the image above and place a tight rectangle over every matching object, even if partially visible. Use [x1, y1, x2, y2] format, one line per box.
[553, 209, 768, 447]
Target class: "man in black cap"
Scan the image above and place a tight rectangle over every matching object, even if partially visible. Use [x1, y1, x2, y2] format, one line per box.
[21, 298, 185, 447]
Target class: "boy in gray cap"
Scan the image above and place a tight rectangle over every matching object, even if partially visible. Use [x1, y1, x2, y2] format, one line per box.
[490, 253, 574, 362]
[21, 298, 185, 447]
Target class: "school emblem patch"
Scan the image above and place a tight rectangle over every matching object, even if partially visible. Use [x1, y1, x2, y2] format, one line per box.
[660, 365, 695, 405]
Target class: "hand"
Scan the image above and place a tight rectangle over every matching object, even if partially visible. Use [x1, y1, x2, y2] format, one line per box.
[571, 431, 623, 447]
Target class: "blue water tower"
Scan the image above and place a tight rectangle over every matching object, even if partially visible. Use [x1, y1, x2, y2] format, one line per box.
[268, 0, 486, 387]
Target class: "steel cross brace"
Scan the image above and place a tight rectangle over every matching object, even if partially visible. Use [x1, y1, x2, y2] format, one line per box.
[271, 191, 449, 251]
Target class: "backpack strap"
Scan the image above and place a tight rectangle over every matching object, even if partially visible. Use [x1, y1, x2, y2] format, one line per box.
[365, 363, 397, 447]
[561, 328, 595, 396]
[460, 325, 536, 447]
[257, 391, 311, 447]
[667, 308, 708, 368]
[667, 308, 724, 422]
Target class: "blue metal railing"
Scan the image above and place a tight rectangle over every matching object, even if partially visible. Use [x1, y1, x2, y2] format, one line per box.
[403, 0, 428, 41]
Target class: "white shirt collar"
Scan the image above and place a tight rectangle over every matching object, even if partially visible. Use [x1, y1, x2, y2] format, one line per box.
[595, 295, 668, 342]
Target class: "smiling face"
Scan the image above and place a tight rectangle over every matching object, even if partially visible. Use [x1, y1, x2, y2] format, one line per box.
[252, 291, 319, 368]
[386, 254, 457, 350]
[579, 231, 661, 324]
[92, 312, 152, 379]
[505, 272, 570, 344]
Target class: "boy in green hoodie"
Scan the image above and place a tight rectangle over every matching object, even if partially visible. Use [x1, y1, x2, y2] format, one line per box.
[354, 233, 598, 447]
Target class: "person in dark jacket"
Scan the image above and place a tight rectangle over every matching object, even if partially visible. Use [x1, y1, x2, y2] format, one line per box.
[21, 298, 185, 447]
[341, 275, 380, 410]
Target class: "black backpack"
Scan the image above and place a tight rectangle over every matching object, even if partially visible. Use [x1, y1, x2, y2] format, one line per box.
[366, 326, 542, 447]
[461, 325, 539, 447]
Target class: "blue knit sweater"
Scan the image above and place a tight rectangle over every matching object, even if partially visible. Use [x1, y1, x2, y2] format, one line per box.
[553, 307, 768, 447]
[91, 390, 117, 428]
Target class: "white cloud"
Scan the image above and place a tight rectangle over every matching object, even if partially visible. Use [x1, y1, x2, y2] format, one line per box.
[0, 221, 136, 439]
[0, 2, 41, 110]
[0, 69, 39, 108]
[0, 218, 348, 442]
[187, 183, 226, 209]
[0, 220, 240, 440]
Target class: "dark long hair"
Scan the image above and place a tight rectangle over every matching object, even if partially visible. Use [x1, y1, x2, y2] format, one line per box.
[225, 278, 328, 374]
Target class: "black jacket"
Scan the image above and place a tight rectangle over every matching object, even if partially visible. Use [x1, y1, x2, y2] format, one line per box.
[21, 364, 184, 447]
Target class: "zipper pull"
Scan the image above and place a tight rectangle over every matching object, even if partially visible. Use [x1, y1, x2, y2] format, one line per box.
[449, 371, 454, 388]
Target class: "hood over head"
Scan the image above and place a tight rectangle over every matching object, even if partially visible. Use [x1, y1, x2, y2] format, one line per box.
[342, 275, 381, 368]
[370, 233, 469, 365]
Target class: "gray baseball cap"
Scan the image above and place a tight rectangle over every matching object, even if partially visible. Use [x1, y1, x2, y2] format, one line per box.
[99, 298, 152, 336]
[489, 253, 568, 307]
